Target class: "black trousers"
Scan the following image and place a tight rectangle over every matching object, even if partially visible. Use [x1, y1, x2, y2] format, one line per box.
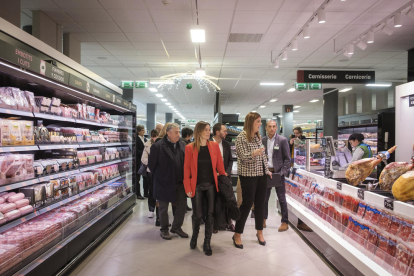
[264, 185, 288, 223]
[191, 187, 215, 222]
[135, 172, 142, 197]
[143, 176, 148, 197]
[159, 183, 186, 232]
[147, 173, 156, 212]
[235, 175, 267, 234]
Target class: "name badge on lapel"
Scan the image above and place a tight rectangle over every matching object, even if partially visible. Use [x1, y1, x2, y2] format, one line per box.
[274, 144, 279, 150]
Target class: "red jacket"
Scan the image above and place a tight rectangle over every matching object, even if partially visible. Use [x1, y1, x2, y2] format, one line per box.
[184, 141, 226, 197]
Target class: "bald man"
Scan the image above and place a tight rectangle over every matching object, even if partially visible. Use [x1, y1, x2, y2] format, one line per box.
[156, 124, 163, 133]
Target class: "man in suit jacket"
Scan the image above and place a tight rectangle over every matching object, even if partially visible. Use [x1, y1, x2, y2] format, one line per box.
[136, 125, 147, 200]
[211, 123, 235, 232]
[148, 123, 189, 240]
[262, 120, 290, 232]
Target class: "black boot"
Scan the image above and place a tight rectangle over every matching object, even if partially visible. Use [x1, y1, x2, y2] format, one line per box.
[190, 217, 200, 249]
[203, 214, 213, 256]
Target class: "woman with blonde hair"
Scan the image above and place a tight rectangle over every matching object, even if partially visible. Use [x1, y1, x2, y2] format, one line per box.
[156, 122, 171, 142]
[184, 121, 226, 256]
[233, 112, 272, 249]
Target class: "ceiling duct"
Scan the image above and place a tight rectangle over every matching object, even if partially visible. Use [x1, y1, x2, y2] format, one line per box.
[228, 33, 263, 43]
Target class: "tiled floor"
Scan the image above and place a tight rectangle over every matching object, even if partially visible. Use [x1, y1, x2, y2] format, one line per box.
[70, 193, 337, 276]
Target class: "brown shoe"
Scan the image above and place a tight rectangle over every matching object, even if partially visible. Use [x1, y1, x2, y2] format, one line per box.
[297, 222, 313, 232]
[278, 223, 289, 232]
[263, 219, 267, 228]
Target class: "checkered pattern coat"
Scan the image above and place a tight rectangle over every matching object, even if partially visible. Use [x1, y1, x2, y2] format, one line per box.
[236, 130, 269, 177]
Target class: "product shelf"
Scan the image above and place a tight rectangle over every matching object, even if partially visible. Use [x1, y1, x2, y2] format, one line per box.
[78, 143, 105, 148]
[0, 178, 39, 193]
[105, 142, 122, 147]
[38, 144, 79, 150]
[0, 107, 34, 117]
[0, 145, 39, 153]
[75, 119, 102, 127]
[0, 176, 122, 234]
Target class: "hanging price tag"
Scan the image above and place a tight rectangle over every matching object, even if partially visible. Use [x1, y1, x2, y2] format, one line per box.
[357, 189, 365, 200]
[336, 182, 342, 190]
[384, 198, 394, 211]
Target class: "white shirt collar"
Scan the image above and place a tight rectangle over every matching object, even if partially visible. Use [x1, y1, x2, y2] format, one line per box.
[212, 137, 222, 144]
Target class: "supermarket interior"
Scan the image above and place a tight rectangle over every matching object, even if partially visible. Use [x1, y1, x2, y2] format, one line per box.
[1, 0, 414, 275]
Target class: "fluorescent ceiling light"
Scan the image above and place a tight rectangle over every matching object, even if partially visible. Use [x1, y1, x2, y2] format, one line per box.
[381, 23, 393, 35]
[318, 9, 326, 23]
[252, 110, 257, 113]
[161, 99, 168, 102]
[269, 99, 277, 102]
[343, 49, 352, 58]
[310, 99, 320, 102]
[367, 31, 374, 43]
[165, 103, 171, 105]
[291, 39, 298, 51]
[149, 88, 158, 92]
[293, 121, 297, 122]
[259, 105, 266, 108]
[339, 87, 353, 92]
[274, 58, 279, 68]
[282, 50, 287, 60]
[190, 26, 205, 43]
[287, 88, 295, 92]
[294, 105, 300, 109]
[169, 106, 174, 108]
[155, 94, 163, 98]
[293, 110, 299, 113]
[151, 81, 174, 85]
[278, 115, 283, 118]
[196, 68, 206, 76]
[260, 82, 284, 86]
[236, 112, 240, 115]
[394, 13, 402, 27]
[366, 83, 392, 87]
[303, 25, 310, 39]
[190, 125, 195, 127]
[347, 44, 354, 55]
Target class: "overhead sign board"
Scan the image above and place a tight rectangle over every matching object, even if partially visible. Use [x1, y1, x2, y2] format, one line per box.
[309, 83, 322, 90]
[409, 94, 414, 107]
[135, 81, 148, 88]
[297, 70, 375, 84]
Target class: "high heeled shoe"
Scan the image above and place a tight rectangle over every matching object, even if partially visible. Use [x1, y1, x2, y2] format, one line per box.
[232, 235, 243, 249]
[256, 234, 266, 246]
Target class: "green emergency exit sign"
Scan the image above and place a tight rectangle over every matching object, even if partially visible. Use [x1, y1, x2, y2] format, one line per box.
[309, 83, 322, 90]
[136, 81, 148, 88]
[295, 83, 308, 90]
[121, 81, 134, 89]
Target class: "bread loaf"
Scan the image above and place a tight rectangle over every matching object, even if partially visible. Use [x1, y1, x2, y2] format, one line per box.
[392, 171, 414, 202]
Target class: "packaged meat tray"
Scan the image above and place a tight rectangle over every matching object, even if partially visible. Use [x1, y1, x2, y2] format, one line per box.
[398, 219, 413, 242]
[342, 195, 359, 213]
[378, 211, 393, 231]
[365, 205, 381, 225]
[365, 226, 380, 254]
[375, 232, 390, 263]
[393, 243, 413, 276]
[389, 216, 402, 236]
[356, 201, 367, 218]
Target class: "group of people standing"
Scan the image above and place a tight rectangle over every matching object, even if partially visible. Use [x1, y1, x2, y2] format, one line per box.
[135, 112, 310, 256]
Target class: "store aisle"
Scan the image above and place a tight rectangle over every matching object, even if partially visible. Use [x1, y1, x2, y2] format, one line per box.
[70, 193, 336, 276]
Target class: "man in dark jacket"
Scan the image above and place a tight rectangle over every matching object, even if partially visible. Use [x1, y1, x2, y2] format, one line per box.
[262, 120, 290, 232]
[136, 125, 147, 200]
[148, 123, 189, 240]
[179, 127, 193, 212]
[211, 123, 235, 232]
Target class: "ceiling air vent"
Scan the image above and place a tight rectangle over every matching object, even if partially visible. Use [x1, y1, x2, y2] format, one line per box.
[228, 33, 263, 43]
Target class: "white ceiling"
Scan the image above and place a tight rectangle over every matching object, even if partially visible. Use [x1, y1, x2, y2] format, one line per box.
[21, 0, 414, 124]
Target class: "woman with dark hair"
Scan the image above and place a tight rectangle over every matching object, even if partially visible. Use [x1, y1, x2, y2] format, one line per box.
[233, 112, 272, 249]
[342, 133, 373, 166]
[141, 129, 159, 219]
[184, 121, 226, 256]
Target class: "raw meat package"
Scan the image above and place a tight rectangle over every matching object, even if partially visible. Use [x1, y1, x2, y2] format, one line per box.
[24, 91, 39, 112]
[398, 219, 413, 242]
[356, 201, 367, 218]
[364, 205, 381, 225]
[7, 193, 25, 203]
[393, 243, 413, 276]
[389, 216, 402, 236]
[342, 195, 359, 213]
[380, 162, 414, 191]
[0, 87, 17, 108]
[378, 211, 393, 231]
[375, 232, 390, 262]
[365, 226, 379, 254]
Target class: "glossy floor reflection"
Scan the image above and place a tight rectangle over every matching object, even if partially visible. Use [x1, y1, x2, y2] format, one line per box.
[70, 192, 337, 276]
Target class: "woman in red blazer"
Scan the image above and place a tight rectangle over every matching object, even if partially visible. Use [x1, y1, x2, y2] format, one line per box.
[184, 121, 226, 256]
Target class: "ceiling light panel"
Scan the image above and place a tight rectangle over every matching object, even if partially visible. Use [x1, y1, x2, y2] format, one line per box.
[190, 26, 205, 43]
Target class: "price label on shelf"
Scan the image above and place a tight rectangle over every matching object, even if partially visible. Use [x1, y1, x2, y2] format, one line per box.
[25, 147, 30, 150]
[357, 189, 364, 200]
[46, 207, 51, 211]
[384, 198, 394, 211]
[5, 186, 11, 191]
[21, 217, 26, 222]
[22, 182, 27, 187]
[6, 110, 11, 114]
[336, 182, 342, 190]
[10, 148, 15, 152]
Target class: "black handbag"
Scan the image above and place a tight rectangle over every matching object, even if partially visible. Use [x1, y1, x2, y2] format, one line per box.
[138, 163, 148, 177]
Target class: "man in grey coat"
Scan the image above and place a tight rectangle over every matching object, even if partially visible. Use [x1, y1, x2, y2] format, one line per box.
[262, 120, 290, 232]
